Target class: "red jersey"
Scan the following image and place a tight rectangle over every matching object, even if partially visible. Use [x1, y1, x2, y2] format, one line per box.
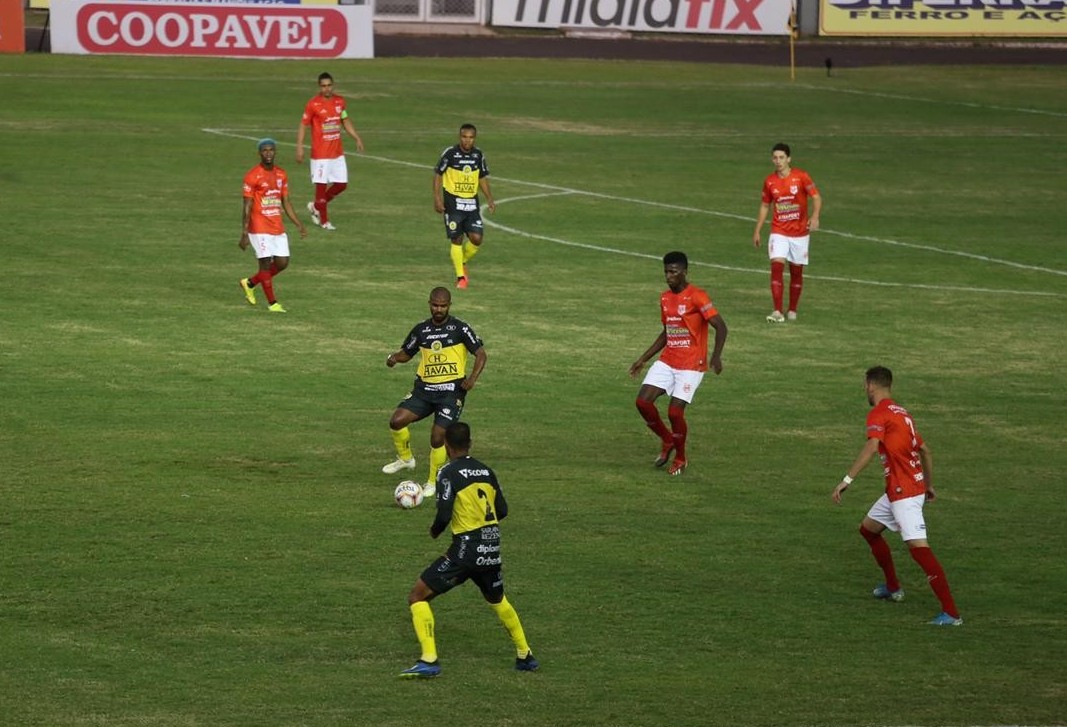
[761, 167, 819, 237]
[658, 284, 718, 372]
[866, 398, 927, 502]
[301, 94, 348, 160]
[243, 164, 290, 235]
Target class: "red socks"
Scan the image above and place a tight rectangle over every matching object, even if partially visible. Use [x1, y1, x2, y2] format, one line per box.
[635, 399, 671, 444]
[770, 261, 785, 312]
[860, 526, 900, 592]
[667, 405, 687, 461]
[249, 270, 276, 304]
[314, 182, 329, 223]
[325, 182, 347, 201]
[910, 547, 960, 618]
[788, 263, 804, 313]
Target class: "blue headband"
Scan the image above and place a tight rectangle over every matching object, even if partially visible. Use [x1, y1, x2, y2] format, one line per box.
[257, 137, 276, 151]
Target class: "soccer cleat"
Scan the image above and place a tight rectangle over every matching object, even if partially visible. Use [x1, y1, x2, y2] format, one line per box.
[239, 278, 256, 306]
[307, 201, 321, 226]
[399, 660, 441, 679]
[267, 302, 287, 313]
[653, 443, 674, 468]
[928, 612, 963, 627]
[786, 310, 798, 321]
[667, 458, 688, 476]
[872, 584, 905, 602]
[766, 310, 786, 323]
[421, 481, 436, 498]
[321, 221, 337, 231]
[382, 457, 416, 474]
[515, 653, 540, 672]
[456, 276, 469, 290]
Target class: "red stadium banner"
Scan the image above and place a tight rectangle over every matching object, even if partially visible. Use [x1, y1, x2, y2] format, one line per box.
[50, 0, 375, 57]
[0, 0, 26, 53]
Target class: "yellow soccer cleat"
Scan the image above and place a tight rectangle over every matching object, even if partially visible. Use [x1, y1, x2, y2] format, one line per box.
[239, 278, 256, 306]
[268, 302, 287, 313]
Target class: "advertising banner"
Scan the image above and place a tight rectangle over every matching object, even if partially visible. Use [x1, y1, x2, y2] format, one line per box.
[50, 0, 375, 56]
[820, 0, 1067, 36]
[0, 0, 26, 52]
[492, 0, 795, 35]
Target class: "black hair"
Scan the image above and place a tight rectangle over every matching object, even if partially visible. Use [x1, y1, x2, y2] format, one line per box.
[445, 422, 471, 450]
[772, 142, 791, 156]
[663, 251, 688, 268]
[866, 366, 893, 389]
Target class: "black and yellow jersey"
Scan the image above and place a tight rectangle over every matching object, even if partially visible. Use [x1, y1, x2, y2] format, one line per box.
[434, 144, 490, 200]
[431, 455, 509, 539]
[400, 316, 483, 392]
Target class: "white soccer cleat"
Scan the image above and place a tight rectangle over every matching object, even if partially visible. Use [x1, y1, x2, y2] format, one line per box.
[786, 311, 797, 321]
[421, 481, 436, 498]
[307, 201, 321, 226]
[382, 457, 416, 474]
[766, 310, 786, 323]
[321, 221, 337, 231]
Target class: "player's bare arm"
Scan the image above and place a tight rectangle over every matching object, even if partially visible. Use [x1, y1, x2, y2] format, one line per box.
[386, 350, 413, 368]
[239, 198, 253, 249]
[753, 202, 770, 246]
[295, 123, 308, 164]
[919, 442, 935, 501]
[708, 314, 728, 375]
[480, 178, 496, 214]
[832, 437, 882, 504]
[432, 174, 445, 214]
[461, 348, 488, 391]
[808, 193, 822, 232]
[629, 330, 667, 378]
[282, 195, 308, 238]
[342, 118, 364, 153]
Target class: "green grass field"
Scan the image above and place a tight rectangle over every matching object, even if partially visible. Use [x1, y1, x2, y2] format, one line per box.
[1, 53, 1065, 726]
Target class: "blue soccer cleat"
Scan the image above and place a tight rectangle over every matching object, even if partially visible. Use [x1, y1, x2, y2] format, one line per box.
[399, 660, 441, 678]
[928, 612, 963, 627]
[872, 584, 905, 602]
[515, 653, 540, 672]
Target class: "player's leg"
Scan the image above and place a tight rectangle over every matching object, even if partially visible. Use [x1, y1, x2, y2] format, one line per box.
[310, 159, 329, 227]
[786, 236, 809, 320]
[322, 157, 349, 226]
[479, 573, 538, 672]
[895, 497, 961, 624]
[666, 397, 689, 475]
[860, 511, 903, 600]
[461, 214, 484, 278]
[766, 235, 788, 322]
[635, 366, 673, 466]
[424, 396, 462, 496]
[383, 403, 427, 474]
[400, 575, 444, 678]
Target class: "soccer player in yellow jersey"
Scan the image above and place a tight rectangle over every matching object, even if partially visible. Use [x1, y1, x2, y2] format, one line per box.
[383, 287, 487, 496]
[433, 124, 495, 290]
[399, 422, 538, 679]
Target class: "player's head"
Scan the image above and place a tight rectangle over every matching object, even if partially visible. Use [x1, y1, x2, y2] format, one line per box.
[459, 124, 477, 150]
[445, 422, 472, 454]
[865, 366, 893, 405]
[429, 286, 452, 324]
[318, 72, 334, 97]
[257, 138, 276, 165]
[771, 142, 791, 172]
[662, 251, 689, 292]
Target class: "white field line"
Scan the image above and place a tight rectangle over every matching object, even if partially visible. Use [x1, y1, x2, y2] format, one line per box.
[204, 128, 1065, 296]
[792, 84, 1067, 119]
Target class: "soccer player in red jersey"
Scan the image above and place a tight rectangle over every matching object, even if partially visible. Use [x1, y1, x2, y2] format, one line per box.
[238, 138, 307, 313]
[295, 72, 364, 231]
[629, 251, 728, 476]
[831, 366, 963, 626]
[752, 142, 821, 323]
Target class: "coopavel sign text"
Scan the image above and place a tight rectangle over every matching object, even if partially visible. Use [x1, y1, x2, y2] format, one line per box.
[492, 0, 793, 35]
[50, 0, 374, 57]
[820, 0, 1066, 35]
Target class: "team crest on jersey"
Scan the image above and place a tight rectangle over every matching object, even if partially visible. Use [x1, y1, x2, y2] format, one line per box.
[790, 184, 798, 194]
[463, 165, 473, 173]
[677, 304, 687, 315]
[431, 340, 442, 351]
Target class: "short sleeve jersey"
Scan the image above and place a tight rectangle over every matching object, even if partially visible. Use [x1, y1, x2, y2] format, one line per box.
[242, 164, 289, 235]
[432, 454, 509, 539]
[400, 316, 483, 392]
[301, 94, 348, 160]
[866, 398, 927, 502]
[658, 284, 718, 372]
[761, 167, 819, 237]
[434, 145, 490, 204]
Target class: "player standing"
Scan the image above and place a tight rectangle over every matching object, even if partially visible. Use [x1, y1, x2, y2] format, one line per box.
[238, 138, 307, 313]
[831, 366, 963, 626]
[383, 287, 488, 496]
[295, 72, 364, 231]
[752, 142, 821, 323]
[433, 124, 495, 290]
[399, 422, 538, 679]
[629, 251, 728, 476]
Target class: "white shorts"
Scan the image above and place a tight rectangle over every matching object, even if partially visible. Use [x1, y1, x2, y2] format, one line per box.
[248, 233, 290, 260]
[310, 156, 349, 185]
[641, 360, 705, 404]
[768, 233, 810, 265]
[866, 493, 928, 542]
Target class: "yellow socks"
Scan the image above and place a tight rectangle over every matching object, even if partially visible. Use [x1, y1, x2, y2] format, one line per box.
[390, 427, 413, 461]
[410, 601, 437, 663]
[450, 242, 465, 278]
[462, 241, 480, 264]
[429, 445, 447, 485]
[489, 597, 531, 658]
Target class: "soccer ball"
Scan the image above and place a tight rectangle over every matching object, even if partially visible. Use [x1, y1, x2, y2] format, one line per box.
[394, 480, 424, 509]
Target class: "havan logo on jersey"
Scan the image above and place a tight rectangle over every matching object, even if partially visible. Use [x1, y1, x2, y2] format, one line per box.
[424, 347, 460, 379]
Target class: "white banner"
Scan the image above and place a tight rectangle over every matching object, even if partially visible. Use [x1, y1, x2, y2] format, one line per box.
[491, 0, 793, 34]
[51, 0, 374, 57]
